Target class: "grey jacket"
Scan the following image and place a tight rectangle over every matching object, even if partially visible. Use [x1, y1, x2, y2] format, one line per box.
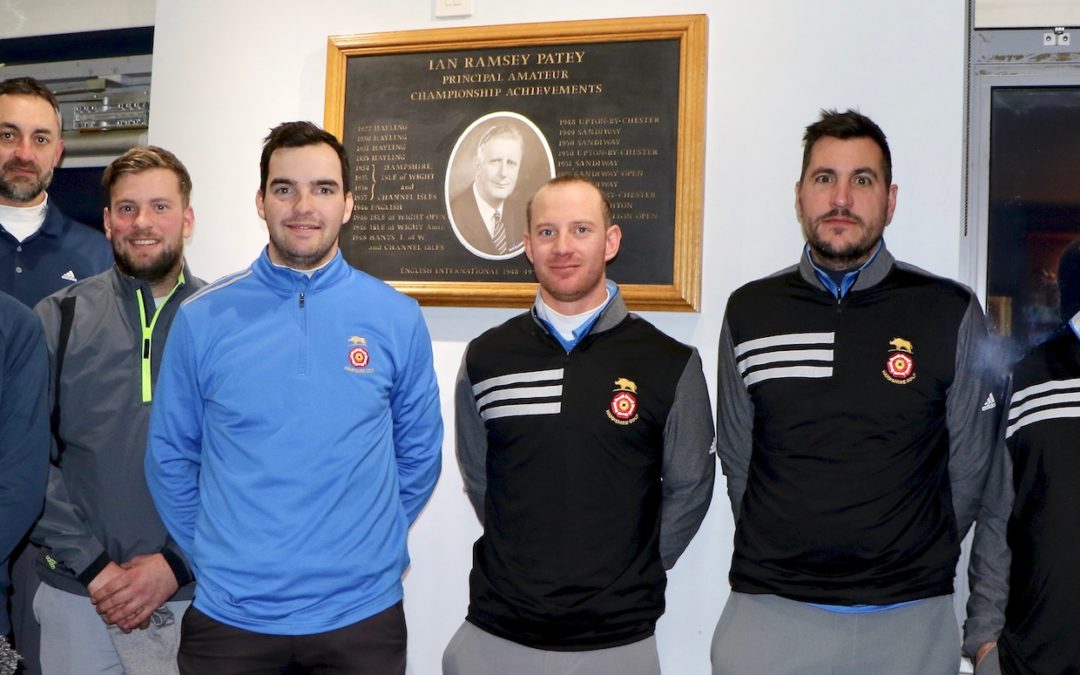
[31, 265, 204, 598]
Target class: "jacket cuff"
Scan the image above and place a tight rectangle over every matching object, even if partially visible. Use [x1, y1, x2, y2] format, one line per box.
[77, 552, 112, 587]
[161, 547, 194, 587]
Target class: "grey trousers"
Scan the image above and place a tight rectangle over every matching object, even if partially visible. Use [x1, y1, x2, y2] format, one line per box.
[442, 621, 661, 675]
[34, 582, 188, 675]
[711, 592, 961, 675]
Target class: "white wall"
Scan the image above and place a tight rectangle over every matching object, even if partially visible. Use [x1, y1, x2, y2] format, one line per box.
[148, 2, 968, 673]
[0, 0, 152, 37]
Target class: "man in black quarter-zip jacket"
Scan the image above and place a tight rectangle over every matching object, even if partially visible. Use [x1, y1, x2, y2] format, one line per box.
[31, 145, 204, 675]
[713, 109, 999, 675]
[445, 174, 715, 675]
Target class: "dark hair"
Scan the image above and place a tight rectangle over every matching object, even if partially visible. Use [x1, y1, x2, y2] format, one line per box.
[1059, 240, 1080, 321]
[103, 145, 193, 205]
[259, 121, 349, 193]
[526, 173, 612, 230]
[801, 109, 892, 185]
[0, 76, 63, 127]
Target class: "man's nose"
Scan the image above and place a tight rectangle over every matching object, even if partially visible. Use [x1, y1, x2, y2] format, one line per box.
[13, 138, 37, 162]
[831, 182, 851, 209]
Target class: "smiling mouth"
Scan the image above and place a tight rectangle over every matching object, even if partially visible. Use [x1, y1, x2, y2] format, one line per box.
[129, 239, 159, 246]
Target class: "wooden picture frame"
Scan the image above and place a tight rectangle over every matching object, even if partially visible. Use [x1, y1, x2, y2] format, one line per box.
[326, 14, 707, 311]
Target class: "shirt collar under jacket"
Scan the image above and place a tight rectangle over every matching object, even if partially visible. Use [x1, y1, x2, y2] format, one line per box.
[1070, 310, 1080, 342]
[798, 240, 894, 298]
[532, 279, 624, 352]
[252, 246, 350, 296]
[802, 240, 883, 300]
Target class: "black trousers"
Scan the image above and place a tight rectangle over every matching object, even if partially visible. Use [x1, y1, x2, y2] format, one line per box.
[178, 601, 406, 675]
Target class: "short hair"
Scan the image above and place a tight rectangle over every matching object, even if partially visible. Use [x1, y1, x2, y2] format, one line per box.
[526, 173, 612, 231]
[102, 145, 193, 205]
[475, 123, 523, 161]
[260, 121, 349, 193]
[801, 109, 892, 185]
[1058, 240, 1080, 321]
[0, 76, 63, 128]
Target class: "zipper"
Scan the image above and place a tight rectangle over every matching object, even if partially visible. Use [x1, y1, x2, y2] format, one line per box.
[298, 290, 307, 375]
[135, 271, 186, 403]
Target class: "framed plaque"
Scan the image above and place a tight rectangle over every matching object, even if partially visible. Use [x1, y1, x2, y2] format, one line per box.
[325, 14, 707, 310]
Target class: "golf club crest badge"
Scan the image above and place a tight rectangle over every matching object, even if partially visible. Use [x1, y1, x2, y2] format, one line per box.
[345, 336, 373, 373]
[606, 377, 640, 425]
[882, 337, 916, 384]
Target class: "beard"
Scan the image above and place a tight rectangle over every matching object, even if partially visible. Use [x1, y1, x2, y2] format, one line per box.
[113, 241, 184, 288]
[0, 159, 52, 203]
[802, 207, 885, 270]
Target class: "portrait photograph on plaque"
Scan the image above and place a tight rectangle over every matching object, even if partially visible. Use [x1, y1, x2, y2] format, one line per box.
[325, 14, 707, 310]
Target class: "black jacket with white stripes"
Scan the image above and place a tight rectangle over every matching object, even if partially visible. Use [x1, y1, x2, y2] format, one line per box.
[964, 317, 1080, 672]
[716, 244, 997, 605]
[455, 289, 715, 650]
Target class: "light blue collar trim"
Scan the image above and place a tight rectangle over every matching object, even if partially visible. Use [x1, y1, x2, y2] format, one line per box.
[1070, 311, 1080, 342]
[804, 241, 883, 299]
[536, 279, 617, 353]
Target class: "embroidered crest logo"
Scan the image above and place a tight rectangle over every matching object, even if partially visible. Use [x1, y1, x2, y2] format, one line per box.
[882, 337, 916, 384]
[345, 336, 373, 373]
[606, 377, 640, 425]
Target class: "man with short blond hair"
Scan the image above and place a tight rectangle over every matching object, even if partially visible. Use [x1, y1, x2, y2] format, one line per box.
[32, 145, 203, 674]
[445, 174, 714, 674]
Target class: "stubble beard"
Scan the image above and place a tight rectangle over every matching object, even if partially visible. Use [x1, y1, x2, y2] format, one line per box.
[802, 207, 884, 270]
[0, 160, 51, 203]
[114, 241, 183, 289]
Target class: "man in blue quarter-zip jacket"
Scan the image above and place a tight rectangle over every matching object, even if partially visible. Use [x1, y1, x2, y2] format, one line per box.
[31, 146, 204, 674]
[145, 121, 443, 675]
[713, 110, 999, 675]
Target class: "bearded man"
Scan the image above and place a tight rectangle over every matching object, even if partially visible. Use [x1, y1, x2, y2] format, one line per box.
[711, 109, 999, 675]
[31, 145, 203, 675]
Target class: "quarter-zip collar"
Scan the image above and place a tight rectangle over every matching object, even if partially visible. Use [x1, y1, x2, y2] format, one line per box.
[531, 279, 627, 351]
[251, 246, 350, 297]
[798, 240, 894, 299]
[109, 262, 193, 403]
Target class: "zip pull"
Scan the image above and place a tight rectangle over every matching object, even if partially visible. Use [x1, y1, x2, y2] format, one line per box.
[299, 291, 306, 308]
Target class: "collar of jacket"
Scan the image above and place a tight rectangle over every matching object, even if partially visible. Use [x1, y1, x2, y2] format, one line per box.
[530, 279, 629, 341]
[797, 241, 896, 295]
[108, 261, 194, 300]
[251, 246, 350, 296]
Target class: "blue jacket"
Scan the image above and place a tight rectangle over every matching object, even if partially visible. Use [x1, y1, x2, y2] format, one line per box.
[0, 291, 49, 635]
[0, 200, 112, 308]
[145, 249, 442, 635]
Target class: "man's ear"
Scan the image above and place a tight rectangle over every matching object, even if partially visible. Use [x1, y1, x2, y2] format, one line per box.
[604, 224, 622, 263]
[102, 207, 113, 241]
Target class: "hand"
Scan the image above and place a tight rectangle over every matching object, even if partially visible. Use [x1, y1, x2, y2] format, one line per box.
[86, 562, 125, 625]
[975, 641, 997, 667]
[89, 554, 179, 633]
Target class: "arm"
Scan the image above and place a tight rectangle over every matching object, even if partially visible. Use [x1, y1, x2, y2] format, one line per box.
[454, 345, 488, 523]
[946, 295, 998, 538]
[715, 315, 755, 522]
[144, 312, 204, 560]
[658, 348, 716, 570]
[390, 309, 443, 525]
[0, 309, 49, 565]
[963, 377, 1013, 660]
[28, 296, 112, 581]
